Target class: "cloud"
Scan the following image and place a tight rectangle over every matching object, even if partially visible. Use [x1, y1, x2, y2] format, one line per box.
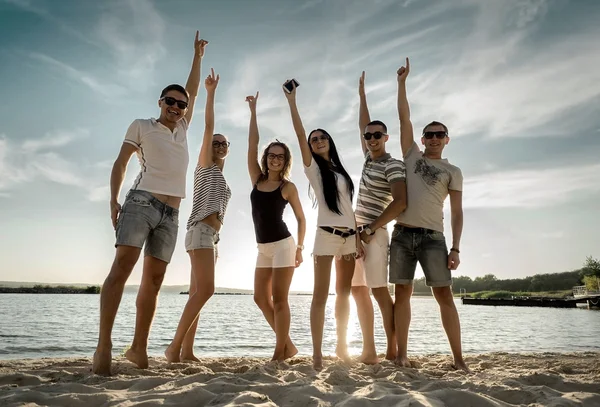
[22, 129, 89, 152]
[28, 52, 126, 98]
[95, 0, 166, 91]
[463, 163, 600, 208]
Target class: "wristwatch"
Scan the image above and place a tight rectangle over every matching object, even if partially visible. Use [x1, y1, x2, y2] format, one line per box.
[297, 244, 304, 250]
[364, 226, 374, 236]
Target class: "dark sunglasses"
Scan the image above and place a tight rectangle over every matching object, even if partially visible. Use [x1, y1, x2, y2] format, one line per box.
[423, 131, 448, 139]
[213, 141, 230, 148]
[267, 153, 285, 161]
[310, 135, 328, 143]
[161, 96, 188, 109]
[363, 131, 385, 141]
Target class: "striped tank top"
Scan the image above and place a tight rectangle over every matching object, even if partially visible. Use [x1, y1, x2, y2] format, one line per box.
[186, 164, 232, 230]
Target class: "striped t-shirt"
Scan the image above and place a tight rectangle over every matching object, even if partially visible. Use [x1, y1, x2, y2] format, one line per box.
[186, 164, 232, 230]
[355, 152, 406, 225]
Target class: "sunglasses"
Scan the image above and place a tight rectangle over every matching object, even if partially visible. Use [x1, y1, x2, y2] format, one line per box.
[161, 96, 188, 110]
[212, 141, 230, 148]
[310, 135, 328, 144]
[363, 131, 386, 141]
[423, 131, 448, 139]
[267, 153, 285, 161]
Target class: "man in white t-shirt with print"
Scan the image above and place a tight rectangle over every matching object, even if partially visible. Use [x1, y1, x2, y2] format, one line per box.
[392, 58, 469, 372]
[92, 32, 208, 376]
[351, 72, 407, 365]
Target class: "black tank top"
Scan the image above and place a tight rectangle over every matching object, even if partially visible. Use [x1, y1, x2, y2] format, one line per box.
[250, 182, 292, 244]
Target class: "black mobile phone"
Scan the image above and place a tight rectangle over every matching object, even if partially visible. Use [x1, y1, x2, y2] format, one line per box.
[283, 79, 300, 93]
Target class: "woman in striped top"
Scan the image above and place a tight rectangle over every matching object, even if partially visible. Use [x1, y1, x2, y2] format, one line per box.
[165, 68, 231, 363]
[246, 91, 307, 362]
[283, 80, 365, 370]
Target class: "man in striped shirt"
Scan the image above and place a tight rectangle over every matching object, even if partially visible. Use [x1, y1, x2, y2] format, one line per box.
[351, 72, 407, 364]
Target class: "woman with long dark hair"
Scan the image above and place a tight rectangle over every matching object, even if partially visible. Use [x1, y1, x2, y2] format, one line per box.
[283, 81, 364, 370]
[245, 91, 306, 362]
[165, 68, 232, 363]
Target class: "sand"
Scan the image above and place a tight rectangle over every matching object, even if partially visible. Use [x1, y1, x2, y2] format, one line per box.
[1, 352, 599, 406]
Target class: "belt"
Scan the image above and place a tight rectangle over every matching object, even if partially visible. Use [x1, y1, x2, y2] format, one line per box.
[320, 226, 356, 238]
[394, 224, 437, 234]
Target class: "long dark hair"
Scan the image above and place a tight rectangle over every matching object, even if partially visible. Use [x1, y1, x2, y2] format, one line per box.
[307, 129, 354, 215]
[258, 140, 292, 183]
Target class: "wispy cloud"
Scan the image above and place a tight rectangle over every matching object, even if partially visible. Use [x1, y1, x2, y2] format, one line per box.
[22, 128, 89, 152]
[463, 164, 600, 208]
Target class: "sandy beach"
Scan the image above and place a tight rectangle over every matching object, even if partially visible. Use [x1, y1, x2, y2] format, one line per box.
[1, 352, 599, 406]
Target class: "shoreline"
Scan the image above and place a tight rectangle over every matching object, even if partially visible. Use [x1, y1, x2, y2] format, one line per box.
[1, 352, 599, 406]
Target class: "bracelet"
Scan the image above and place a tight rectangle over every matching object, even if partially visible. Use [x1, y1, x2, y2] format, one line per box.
[450, 248, 460, 253]
[296, 245, 304, 250]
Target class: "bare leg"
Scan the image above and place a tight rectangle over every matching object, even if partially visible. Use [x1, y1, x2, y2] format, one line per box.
[334, 255, 355, 363]
[125, 255, 167, 369]
[181, 270, 200, 362]
[351, 286, 378, 364]
[271, 267, 295, 361]
[93, 245, 141, 375]
[165, 249, 215, 363]
[310, 255, 333, 370]
[394, 284, 413, 367]
[432, 286, 470, 372]
[372, 287, 397, 360]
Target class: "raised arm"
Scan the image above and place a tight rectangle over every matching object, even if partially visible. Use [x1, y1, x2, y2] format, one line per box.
[358, 71, 372, 154]
[282, 182, 306, 268]
[397, 57, 414, 157]
[246, 91, 262, 185]
[283, 81, 312, 167]
[198, 68, 219, 167]
[184, 31, 208, 126]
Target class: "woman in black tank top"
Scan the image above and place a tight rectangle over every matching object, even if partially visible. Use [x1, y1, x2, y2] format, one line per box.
[246, 92, 307, 362]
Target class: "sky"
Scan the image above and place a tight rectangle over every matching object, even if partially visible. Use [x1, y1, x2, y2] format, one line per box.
[0, 0, 599, 292]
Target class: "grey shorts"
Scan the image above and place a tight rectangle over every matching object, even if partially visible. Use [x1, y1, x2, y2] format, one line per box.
[389, 225, 452, 287]
[185, 222, 220, 255]
[115, 190, 179, 263]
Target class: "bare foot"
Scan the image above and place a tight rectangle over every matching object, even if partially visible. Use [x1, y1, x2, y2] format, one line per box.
[313, 354, 323, 370]
[124, 347, 149, 369]
[180, 352, 200, 363]
[452, 359, 471, 373]
[164, 344, 181, 363]
[335, 346, 351, 364]
[284, 342, 298, 360]
[359, 351, 379, 365]
[92, 348, 112, 376]
[394, 355, 412, 368]
[385, 345, 397, 361]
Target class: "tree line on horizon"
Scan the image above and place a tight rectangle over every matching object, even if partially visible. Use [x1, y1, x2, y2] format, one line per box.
[412, 256, 600, 294]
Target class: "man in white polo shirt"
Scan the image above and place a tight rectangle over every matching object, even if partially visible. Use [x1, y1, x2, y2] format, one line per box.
[351, 72, 407, 365]
[92, 32, 208, 376]
[392, 58, 469, 372]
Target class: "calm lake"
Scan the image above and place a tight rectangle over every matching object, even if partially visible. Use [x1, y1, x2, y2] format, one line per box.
[1, 293, 599, 360]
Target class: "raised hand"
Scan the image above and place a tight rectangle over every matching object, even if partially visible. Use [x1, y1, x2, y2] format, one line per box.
[397, 57, 410, 82]
[245, 91, 259, 112]
[205, 68, 219, 92]
[359, 71, 366, 97]
[194, 30, 209, 57]
[283, 79, 297, 102]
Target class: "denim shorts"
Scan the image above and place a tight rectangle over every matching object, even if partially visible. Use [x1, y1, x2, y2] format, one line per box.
[115, 190, 179, 263]
[389, 224, 452, 287]
[185, 222, 220, 255]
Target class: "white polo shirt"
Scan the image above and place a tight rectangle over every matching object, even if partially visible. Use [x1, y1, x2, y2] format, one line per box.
[123, 117, 190, 198]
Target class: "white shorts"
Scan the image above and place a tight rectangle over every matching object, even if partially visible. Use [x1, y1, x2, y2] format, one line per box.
[256, 236, 296, 269]
[352, 228, 390, 288]
[312, 227, 357, 258]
